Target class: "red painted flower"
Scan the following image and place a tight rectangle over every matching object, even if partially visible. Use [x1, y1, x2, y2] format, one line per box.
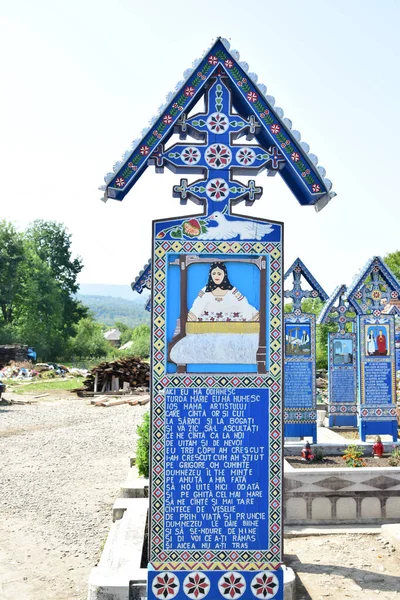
[224, 59, 233, 69]
[140, 145, 150, 155]
[312, 184, 321, 192]
[183, 219, 201, 237]
[115, 177, 125, 187]
[270, 124, 281, 134]
[247, 91, 258, 103]
[208, 55, 218, 65]
[184, 86, 195, 97]
[291, 152, 300, 162]
[163, 114, 173, 124]
[260, 110, 270, 117]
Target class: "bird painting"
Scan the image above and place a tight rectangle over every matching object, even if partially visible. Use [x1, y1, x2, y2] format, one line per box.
[198, 212, 274, 240]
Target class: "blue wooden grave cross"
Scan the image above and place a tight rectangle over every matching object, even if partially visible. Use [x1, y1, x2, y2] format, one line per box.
[284, 257, 328, 313]
[147, 70, 285, 217]
[317, 284, 356, 334]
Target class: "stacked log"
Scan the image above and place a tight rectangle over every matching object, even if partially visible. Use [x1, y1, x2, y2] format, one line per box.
[81, 357, 150, 393]
[0, 345, 29, 368]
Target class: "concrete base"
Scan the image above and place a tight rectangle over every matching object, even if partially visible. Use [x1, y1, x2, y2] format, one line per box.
[120, 468, 149, 498]
[282, 564, 296, 600]
[381, 523, 400, 553]
[87, 498, 148, 600]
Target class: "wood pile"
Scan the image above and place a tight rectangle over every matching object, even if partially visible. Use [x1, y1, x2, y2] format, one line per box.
[80, 357, 150, 395]
[0, 345, 29, 368]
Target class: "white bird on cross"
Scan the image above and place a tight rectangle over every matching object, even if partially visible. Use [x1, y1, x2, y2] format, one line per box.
[198, 211, 274, 240]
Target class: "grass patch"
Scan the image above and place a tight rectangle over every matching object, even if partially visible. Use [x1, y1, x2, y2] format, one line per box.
[7, 377, 84, 395]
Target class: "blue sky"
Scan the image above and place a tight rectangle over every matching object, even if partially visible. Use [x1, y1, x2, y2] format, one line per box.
[1, 0, 399, 296]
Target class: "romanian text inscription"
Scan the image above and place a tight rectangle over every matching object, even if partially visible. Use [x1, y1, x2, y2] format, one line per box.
[284, 362, 312, 407]
[331, 369, 356, 403]
[164, 387, 269, 551]
[364, 361, 392, 404]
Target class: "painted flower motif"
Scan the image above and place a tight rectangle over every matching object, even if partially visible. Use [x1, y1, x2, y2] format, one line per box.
[115, 177, 125, 187]
[128, 162, 138, 171]
[206, 112, 229, 134]
[172, 102, 183, 111]
[205, 143, 232, 169]
[181, 146, 201, 165]
[391, 291, 399, 298]
[152, 573, 179, 599]
[237, 77, 247, 87]
[260, 110, 270, 118]
[206, 178, 229, 201]
[183, 219, 201, 237]
[197, 71, 206, 81]
[208, 55, 218, 65]
[184, 573, 210, 599]
[236, 147, 256, 166]
[140, 145, 150, 155]
[184, 86, 195, 97]
[163, 114, 173, 124]
[251, 572, 279, 599]
[247, 91, 258, 103]
[312, 184, 321, 192]
[372, 290, 382, 300]
[224, 59, 233, 69]
[270, 124, 281, 134]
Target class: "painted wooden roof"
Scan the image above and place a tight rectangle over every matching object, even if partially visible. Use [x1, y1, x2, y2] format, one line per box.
[101, 37, 335, 211]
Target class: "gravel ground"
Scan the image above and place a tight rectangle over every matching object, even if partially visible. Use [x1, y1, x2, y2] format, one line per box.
[0, 393, 148, 600]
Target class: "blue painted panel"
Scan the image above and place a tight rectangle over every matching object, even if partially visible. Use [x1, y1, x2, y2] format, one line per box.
[164, 388, 269, 552]
[284, 362, 313, 408]
[148, 567, 284, 600]
[357, 315, 397, 440]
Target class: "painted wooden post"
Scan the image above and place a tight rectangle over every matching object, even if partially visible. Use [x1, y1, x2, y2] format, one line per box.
[102, 37, 335, 600]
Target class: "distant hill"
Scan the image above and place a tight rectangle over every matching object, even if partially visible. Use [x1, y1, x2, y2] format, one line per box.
[78, 283, 139, 301]
[77, 293, 150, 327]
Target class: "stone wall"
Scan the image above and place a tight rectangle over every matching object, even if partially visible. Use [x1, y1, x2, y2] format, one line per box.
[284, 464, 400, 525]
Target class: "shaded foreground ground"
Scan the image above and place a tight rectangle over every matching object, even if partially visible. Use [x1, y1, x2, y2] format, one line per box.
[0, 394, 147, 600]
[0, 396, 399, 599]
[285, 533, 400, 599]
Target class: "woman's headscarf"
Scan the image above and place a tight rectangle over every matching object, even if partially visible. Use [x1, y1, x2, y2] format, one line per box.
[205, 262, 233, 292]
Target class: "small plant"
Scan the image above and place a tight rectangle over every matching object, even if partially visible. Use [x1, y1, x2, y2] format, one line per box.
[342, 444, 366, 468]
[136, 411, 150, 478]
[388, 446, 400, 467]
[312, 446, 324, 462]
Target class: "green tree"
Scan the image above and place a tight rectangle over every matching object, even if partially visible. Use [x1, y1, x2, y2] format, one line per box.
[25, 220, 87, 338]
[114, 321, 134, 345]
[67, 317, 111, 360]
[130, 324, 151, 358]
[0, 221, 25, 325]
[384, 250, 400, 281]
[16, 248, 65, 359]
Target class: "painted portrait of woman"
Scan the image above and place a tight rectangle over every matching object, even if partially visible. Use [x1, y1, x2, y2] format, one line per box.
[187, 262, 259, 323]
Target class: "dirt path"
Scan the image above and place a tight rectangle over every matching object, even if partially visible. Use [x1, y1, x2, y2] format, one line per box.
[0, 394, 148, 600]
[285, 533, 400, 599]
